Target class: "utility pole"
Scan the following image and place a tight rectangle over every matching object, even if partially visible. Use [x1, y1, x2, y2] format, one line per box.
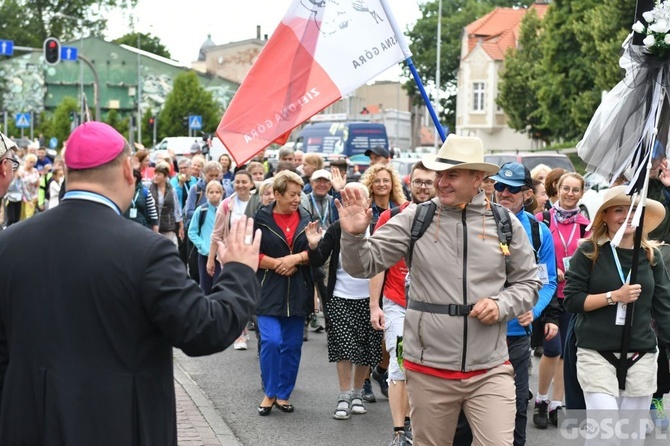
[137, 33, 142, 144]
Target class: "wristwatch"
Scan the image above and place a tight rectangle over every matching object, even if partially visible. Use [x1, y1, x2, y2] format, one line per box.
[606, 291, 615, 306]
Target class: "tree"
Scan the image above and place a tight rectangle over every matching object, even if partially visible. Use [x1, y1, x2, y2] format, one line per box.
[0, 0, 137, 48]
[50, 97, 79, 146]
[113, 33, 171, 59]
[497, 9, 552, 143]
[403, 0, 533, 131]
[158, 71, 221, 139]
[535, 0, 605, 142]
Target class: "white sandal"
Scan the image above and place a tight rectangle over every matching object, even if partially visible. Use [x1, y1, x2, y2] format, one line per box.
[333, 398, 351, 420]
[350, 397, 367, 415]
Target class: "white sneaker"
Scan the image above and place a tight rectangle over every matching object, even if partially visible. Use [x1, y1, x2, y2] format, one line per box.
[233, 339, 248, 350]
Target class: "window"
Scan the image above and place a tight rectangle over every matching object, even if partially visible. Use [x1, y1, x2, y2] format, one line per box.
[473, 82, 485, 112]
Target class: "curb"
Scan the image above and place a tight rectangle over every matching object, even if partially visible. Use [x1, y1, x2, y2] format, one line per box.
[174, 358, 242, 446]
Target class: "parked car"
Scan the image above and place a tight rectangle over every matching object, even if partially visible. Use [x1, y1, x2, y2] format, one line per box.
[391, 158, 422, 185]
[153, 136, 207, 158]
[484, 152, 575, 172]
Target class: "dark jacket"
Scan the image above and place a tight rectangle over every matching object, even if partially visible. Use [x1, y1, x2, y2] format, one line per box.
[254, 203, 314, 317]
[307, 220, 342, 302]
[564, 240, 670, 353]
[150, 182, 177, 233]
[0, 198, 259, 445]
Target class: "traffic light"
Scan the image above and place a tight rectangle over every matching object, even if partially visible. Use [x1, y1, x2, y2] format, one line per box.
[69, 111, 78, 122]
[148, 117, 155, 130]
[43, 37, 61, 65]
[182, 116, 189, 128]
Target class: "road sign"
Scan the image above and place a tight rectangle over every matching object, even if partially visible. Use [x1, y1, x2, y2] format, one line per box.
[15, 113, 30, 129]
[49, 137, 58, 149]
[60, 46, 78, 61]
[0, 40, 13, 56]
[189, 115, 202, 130]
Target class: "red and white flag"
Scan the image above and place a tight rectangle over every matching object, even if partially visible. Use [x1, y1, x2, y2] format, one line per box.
[216, 0, 411, 165]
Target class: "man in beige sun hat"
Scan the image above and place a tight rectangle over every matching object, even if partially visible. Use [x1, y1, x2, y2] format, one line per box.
[337, 134, 542, 445]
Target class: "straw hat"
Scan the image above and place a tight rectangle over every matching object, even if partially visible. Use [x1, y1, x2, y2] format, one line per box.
[592, 185, 665, 234]
[422, 134, 498, 175]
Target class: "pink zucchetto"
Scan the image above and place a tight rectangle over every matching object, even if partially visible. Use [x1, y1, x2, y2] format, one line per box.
[64, 122, 126, 169]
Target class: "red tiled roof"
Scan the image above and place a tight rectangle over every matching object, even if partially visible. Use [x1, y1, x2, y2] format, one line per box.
[464, 4, 549, 61]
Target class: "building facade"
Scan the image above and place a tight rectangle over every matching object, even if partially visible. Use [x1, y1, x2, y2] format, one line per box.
[1, 37, 238, 120]
[456, 3, 548, 151]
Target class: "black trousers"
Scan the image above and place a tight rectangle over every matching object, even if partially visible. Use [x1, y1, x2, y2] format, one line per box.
[6, 201, 21, 226]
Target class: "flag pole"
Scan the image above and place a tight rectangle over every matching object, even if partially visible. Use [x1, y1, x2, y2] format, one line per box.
[406, 58, 447, 144]
[377, 0, 447, 145]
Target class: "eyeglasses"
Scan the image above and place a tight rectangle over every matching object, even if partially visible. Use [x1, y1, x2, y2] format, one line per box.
[3, 156, 20, 171]
[411, 179, 434, 189]
[560, 186, 582, 195]
[494, 183, 524, 194]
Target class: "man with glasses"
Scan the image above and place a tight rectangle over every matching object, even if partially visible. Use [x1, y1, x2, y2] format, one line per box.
[0, 132, 19, 200]
[369, 161, 436, 446]
[487, 162, 558, 446]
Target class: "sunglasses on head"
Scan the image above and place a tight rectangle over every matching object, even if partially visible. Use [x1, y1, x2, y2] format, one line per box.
[494, 183, 524, 194]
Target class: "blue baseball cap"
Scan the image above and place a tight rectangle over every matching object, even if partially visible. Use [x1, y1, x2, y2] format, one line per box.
[489, 162, 532, 188]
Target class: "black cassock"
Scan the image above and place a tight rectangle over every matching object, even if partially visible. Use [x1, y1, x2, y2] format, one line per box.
[0, 198, 259, 445]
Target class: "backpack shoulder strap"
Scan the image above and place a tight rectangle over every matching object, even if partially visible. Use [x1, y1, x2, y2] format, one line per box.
[390, 205, 403, 219]
[529, 215, 541, 263]
[490, 202, 513, 261]
[579, 223, 587, 238]
[197, 204, 208, 235]
[407, 201, 437, 268]
[542, 210, 551, 228]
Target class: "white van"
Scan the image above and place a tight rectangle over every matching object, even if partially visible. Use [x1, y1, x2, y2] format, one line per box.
[153, 137, 205, 157]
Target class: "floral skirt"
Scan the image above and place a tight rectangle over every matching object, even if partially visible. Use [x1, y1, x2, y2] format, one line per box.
[326, 296, 382, 366]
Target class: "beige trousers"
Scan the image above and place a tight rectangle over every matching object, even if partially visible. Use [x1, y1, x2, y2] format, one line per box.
[406, 364, 516, 446]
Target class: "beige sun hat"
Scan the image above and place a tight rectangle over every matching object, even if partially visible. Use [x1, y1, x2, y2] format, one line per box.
[592, 185, 665, 234]
[422, 134, 499, 175]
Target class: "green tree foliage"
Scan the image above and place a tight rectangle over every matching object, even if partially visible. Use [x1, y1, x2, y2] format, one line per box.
[499, 0, 635, 143]
[141, 108, 156, 148]
[497, 9, 551, 142]
[404, 0, 533, 130]
[113, 33, 171, 59]
[158, 71, 221, 139]
[50, 97, 79, 146]
[536, 0, 603, 142]
[0, 0, 137, 47]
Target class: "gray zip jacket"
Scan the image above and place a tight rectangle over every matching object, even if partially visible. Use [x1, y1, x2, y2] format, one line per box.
[341, 192, 541, 371]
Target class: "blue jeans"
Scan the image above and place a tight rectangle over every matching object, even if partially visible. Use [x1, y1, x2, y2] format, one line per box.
[257, 315, 304, 400]
[508, 335, 531, 446]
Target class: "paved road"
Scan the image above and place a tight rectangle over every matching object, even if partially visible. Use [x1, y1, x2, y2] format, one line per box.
[175, 320, 670, 446]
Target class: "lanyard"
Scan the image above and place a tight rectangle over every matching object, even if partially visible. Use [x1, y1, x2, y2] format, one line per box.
[63, 190, 122, 216]
[310, 193, 329, 226]
[553, 213, 578, 256]
[610, 243, 631, 285]
[131, 190, 139, 208]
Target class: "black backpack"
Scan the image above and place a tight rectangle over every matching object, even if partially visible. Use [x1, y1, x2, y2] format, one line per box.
[404, 200, 514, 268]
[196, 204, 209, 235]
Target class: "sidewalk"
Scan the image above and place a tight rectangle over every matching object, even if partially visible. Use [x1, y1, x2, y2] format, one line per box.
[174, 360, 242, 446]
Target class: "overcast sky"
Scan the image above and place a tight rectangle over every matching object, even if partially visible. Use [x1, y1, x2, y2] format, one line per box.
[105, 0, 424, 80]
